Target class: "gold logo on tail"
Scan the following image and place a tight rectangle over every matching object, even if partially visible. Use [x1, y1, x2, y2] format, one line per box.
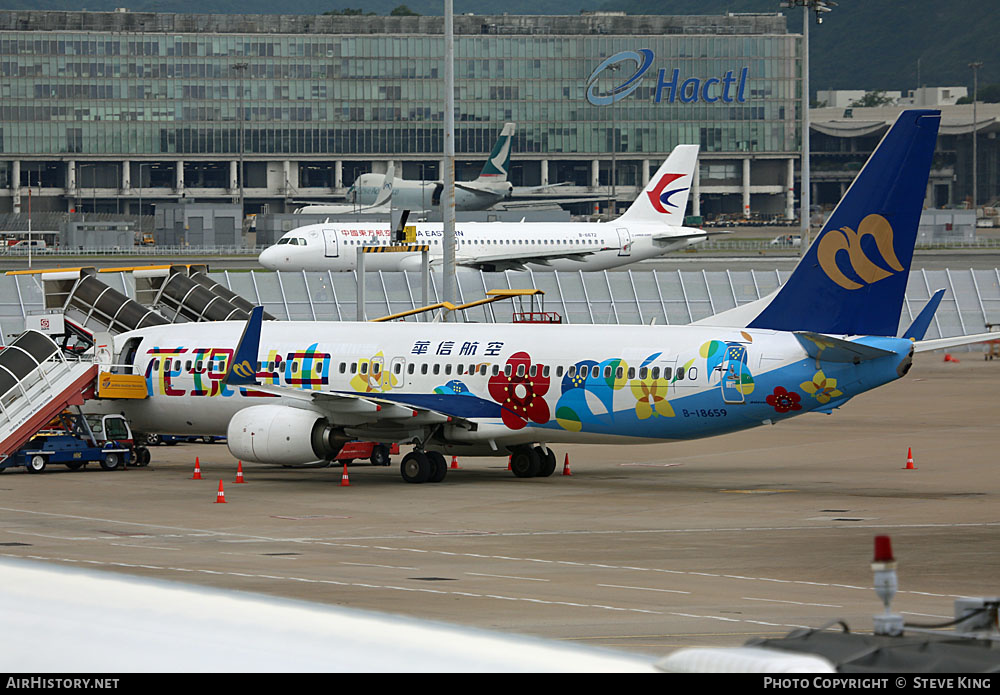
[231, 360, 255, 378]
[817, 214, 903, 290]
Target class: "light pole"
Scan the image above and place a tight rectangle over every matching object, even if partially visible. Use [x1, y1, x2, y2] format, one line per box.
[442, 0, 457, 316]
[232, 63, 249, 226]
[607, 63, 620, 219]
[969, 61, 983, 216]
[780, 1, 833, 255]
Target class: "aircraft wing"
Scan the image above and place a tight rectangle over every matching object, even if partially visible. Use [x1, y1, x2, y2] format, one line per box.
[444, 245, 618, 272]
[794, 331, 897, 363]
[223, 306, 466, 432]
[491, 196, 604, 211]
[649, 228, 724, 243]
[913, 332, 998, 353]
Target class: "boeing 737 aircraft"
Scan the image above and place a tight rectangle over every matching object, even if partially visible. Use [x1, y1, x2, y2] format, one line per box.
[91, 110, 992, 486]
[258, 145, 706, 272]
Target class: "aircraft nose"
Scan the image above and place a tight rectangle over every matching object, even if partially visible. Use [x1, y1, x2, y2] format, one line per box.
[258, 246, 281, 270]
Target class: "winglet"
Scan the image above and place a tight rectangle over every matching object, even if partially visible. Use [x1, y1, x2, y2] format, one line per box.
[224, 305, 264, 387]
[902, 289, 945, 341]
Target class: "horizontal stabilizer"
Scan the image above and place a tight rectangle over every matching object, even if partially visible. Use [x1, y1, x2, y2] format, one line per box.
[913, 332, 998, 353]
[794, 331, 897, 363]
[902, 289, 945, 341]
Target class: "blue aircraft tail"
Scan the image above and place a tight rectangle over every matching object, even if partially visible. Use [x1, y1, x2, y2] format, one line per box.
[747, 109, 941, 337]
[224, 305, 264, 387]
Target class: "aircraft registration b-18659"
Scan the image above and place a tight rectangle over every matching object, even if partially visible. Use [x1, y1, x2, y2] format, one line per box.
[258, 144, 707, 272]
[90, 110, 993, 485]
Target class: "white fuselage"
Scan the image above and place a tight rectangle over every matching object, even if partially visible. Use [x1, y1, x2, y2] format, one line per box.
[258, 221, 700, 272]
[95, 319, 907, 455]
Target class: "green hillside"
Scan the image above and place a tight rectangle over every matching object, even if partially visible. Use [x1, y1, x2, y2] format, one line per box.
[3, 0, 996, 93]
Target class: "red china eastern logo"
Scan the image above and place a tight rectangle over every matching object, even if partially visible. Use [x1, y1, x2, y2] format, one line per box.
[646, 173, 689, 214]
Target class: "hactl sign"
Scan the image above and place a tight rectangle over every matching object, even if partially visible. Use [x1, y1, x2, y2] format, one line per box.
[586, 49, 750, 106]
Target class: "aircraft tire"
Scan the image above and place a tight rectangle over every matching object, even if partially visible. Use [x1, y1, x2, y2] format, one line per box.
[535, 447, 557, 477]
[510, 448, 540, 478]
[426, 451, 448, 483]
[401, 451, 432, 484]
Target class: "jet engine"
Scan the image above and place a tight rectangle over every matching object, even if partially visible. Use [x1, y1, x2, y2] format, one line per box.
[227, 405, 343, 465]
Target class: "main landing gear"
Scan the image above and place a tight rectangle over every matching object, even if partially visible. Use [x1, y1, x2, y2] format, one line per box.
[509, 445, 557, 479]
[400, 449, 448, 484]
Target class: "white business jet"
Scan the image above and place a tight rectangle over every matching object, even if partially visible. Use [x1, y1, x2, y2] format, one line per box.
[258, 145, 706, 272]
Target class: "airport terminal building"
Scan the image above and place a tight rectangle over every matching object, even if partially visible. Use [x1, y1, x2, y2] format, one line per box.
[0, 10, 802, 223]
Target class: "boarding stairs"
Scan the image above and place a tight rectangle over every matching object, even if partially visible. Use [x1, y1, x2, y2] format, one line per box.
[0, 330, 100, 462]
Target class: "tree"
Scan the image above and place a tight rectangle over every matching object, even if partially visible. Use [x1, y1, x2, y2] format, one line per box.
[957, 84, 1000, 104]
[848, 90, 896, 108]
[390, 4, 420, 15]
[323, 8, 377, 16]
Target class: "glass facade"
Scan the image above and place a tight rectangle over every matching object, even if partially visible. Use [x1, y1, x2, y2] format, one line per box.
[0, 13, 800, 158]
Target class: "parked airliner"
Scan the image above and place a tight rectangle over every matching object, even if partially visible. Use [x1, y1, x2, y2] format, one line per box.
[91, 110, 992, 485]
[258, 145, 706, 272]
[350, 122, 521, 212]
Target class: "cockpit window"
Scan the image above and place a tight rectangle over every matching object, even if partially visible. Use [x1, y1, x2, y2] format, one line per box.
[277, 238, 290, 245]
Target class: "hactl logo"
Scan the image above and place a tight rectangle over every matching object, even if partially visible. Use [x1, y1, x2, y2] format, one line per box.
[586, 49, 750, 106]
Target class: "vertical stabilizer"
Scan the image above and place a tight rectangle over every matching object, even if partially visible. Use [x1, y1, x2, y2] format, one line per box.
[616, 145, 699, 225]
[476, 123, 516, 181]
[746, 109, 941, 337]
[370, 163, 395, 208]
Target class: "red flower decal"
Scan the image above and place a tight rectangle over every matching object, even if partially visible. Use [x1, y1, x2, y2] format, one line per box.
[488, 351, 550, 430]
[766, 386, 802, 414]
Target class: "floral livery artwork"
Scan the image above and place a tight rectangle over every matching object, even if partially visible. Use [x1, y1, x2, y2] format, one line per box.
[488, 352, 551, 430]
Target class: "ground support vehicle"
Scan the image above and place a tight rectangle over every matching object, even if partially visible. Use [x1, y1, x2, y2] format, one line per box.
[0, 412, 144, 473]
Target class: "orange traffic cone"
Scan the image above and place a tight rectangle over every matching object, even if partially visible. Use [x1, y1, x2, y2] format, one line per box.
[215, 480, 227, 503]
[192, 457, 202, 480]
[450, 455, 461, 470]
[562, 453, 572, 476]
[944, 354, 960, 363]
[340, 463, 351, 487]
[235, 461, 246, 483]
[903, 447, 916, 470]
[507, 455, 512, 471]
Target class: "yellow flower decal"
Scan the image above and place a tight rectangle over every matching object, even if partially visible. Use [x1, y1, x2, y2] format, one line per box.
[800, 370, 843, 404]
[629, 375, 675, 420]
[349, 352, 397, 393]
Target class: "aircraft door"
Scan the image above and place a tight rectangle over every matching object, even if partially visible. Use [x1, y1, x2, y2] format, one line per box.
[389, 356, 406, 389]
[616, 228, 632, 257]
[322, 229, 339, 258]
[720, 344, 749, 404]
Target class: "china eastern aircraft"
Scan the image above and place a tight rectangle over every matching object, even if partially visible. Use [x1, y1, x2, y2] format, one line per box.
[258, 144, 706, 272]
[91, 110, 993, 485]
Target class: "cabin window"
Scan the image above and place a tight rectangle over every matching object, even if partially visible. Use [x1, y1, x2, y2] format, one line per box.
[555, 366, 563, 377]
[185, 360, 192, 371]
[604, 366, 611, 379]
[627, 367, 635, 379]
[339, 362, 346, 374]
[393, 363, 402, 374]
[688, 367, 698, 380]
[421, 364, 428, 375]
[408, 364, 414, 375]
[433, 364, 440, 375]
[360, 362, 368, 375]
[491, 365, 499, 376]
[152, 359, 159, 371]
[445, 364, 452, 375]
[457, 365, 464, 375]
[567, 365, 576, 377]
[529, 365, 537, 377]
[350, 363, 357, 374]
[542, 365, 550, 378]
[639, 367, 648, 379]
[516, 364, 525, 377]
[591, 366, 599, 378]
[651, 367, 660, 379]
[615, 366, 623, 379]
[663, 367, 673, 380]
[196, 361, 203, 371]
[674, 367, 684, 380]
[504, 364, 512, 377]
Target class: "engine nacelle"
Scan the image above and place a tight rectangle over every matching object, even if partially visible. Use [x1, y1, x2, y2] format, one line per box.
[227, 405, 341, 465]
